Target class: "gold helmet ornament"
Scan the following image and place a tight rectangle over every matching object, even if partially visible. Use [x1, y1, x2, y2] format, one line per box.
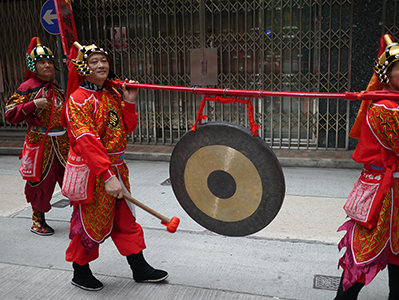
[374, 34, 399, 84]
[26, 38, 55, 73]
[71, 42, 109, 76]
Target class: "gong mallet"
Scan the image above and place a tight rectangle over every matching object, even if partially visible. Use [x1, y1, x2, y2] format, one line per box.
[122, 192, 180, 233]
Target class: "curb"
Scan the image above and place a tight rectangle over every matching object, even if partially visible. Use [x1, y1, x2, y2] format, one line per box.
[0, 147, 22, 156]
[124, 152, 171, 162]
[0, 147, 362, 169]
[277, 157, 362, 169]
[124, 153, 363, 169]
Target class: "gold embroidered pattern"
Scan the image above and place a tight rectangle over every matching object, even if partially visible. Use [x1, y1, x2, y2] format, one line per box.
[107, 106, 121, 131]
[369, 104, 399, 151]
[69, 87, 130, 241]
[7, 85, 69, 184]
[353, 191, 391, 263]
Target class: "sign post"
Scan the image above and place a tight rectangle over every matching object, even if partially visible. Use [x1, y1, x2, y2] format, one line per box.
[40, 0, 66, 89]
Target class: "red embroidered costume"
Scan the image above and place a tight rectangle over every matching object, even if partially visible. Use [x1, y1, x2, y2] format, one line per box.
[335, 35, 399, 299]
[63, 80, 145, 263]
[62, 42, 167, 291]
[338, 97, 399, 285]
[5, 37, 69, 236]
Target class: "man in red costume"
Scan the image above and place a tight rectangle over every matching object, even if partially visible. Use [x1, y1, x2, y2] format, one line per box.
[62, 42, 168, 291]
[335, 34, 399, 299]
[6, 37, 69, 236]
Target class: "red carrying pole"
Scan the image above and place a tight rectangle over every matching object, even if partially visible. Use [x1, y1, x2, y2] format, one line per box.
[111, 80, 354, 99]
[110, 79, 399, 101]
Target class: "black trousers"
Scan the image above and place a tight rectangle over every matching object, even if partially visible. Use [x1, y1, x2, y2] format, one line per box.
[334, 264, 399, 300]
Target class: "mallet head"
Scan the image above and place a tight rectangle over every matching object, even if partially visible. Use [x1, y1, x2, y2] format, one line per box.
[161, 217, 180, 233]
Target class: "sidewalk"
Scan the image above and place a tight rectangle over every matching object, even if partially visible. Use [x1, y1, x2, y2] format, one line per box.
[0, 157, 386, 300]
[1, 141, 379, 300]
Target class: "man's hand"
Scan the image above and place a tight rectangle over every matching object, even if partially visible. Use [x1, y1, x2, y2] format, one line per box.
[34, 97, 49, 109]
[122, 79, 139, 103]
[105, 177, 124, 198]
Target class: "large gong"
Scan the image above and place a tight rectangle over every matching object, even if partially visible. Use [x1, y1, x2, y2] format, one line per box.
[169, 122, 285, 236]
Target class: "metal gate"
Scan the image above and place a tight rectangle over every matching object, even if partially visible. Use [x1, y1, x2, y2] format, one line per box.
[71, 0, 352, 149]
[0, 0, 397, 149]
[0, 1, 60, 132]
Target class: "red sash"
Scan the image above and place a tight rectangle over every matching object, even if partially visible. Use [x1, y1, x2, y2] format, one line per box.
[63, 150, 127, 242]
[19, 85, 55, 182]
[344, 165, 394, 229]
[61, 147, 96, 204]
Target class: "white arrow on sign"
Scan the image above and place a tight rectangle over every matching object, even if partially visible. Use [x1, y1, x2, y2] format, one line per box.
[43, 9, 57, 25]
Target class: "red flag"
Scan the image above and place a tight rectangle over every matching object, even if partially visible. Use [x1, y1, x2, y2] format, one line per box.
[54, 0, 79, 58]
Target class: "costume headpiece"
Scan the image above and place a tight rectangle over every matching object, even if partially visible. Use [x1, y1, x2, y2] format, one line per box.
[71, 42, 109, 76]
[374, 34, 399, 84]
[25, 37, 55, 73]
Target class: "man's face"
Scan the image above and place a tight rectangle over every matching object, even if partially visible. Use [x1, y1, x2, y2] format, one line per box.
[35, 59, 55, 82]
[389, 62, 399, 91]
[87, 53, 109, 84]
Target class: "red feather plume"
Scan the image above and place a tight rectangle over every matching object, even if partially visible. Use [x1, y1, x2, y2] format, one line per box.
[24, 37, 38, 81]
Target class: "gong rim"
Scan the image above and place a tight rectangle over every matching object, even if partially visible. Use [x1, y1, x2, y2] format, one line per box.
[169, 121, 285, 237]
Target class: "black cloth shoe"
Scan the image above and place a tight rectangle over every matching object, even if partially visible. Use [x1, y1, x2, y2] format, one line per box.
[127, 252, 168, 283]
[71, 262, 103, 291]
[132, 265, 169, 283]
[31, 208, 54, 236]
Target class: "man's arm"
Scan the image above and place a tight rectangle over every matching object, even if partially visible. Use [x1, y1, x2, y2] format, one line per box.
[6, 92, 40, 124]
[121, 80, 139, 133]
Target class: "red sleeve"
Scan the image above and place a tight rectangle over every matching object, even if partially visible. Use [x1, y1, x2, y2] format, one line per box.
[354, 100, 399, 169]
[122, 102, 138, 134]
[74, 134, 115, 181]
[5, 93, 41, 125]
[367, 101, 399, 155]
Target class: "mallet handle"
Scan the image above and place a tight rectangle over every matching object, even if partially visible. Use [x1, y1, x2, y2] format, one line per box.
[123, 192, 171, 224]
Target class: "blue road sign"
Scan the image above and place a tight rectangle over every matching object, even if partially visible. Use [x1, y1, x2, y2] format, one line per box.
[41, 0, 59, 35]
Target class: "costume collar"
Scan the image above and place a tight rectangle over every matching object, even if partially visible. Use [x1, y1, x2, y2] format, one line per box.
[80, 79, 103, 92]
[16, 76, 52, 95]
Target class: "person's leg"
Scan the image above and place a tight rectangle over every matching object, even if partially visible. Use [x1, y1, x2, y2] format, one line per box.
[26, 157, 62, 235]
[111, 199, 168, 282]
[25, 156, 59, 213]
[126, 250, 168, 282]
[30, 207, 54, 235]
[66, 205, 103, 291]
[55, 153, 66, 190]
[71, 262, 103, 291]
[388, 263, 399, 300]
[334, 271, 365, 300]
